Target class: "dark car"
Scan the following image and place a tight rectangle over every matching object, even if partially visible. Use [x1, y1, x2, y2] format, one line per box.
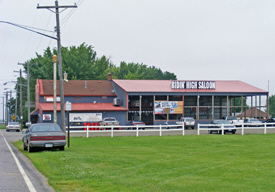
[126, 121, 146, 130]
[264, 118, 275, 126]
[22, 123, 66, 152]
[208, 120, 237, 134]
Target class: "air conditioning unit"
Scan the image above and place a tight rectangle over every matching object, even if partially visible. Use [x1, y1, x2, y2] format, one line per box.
[113, 98, 121, 106]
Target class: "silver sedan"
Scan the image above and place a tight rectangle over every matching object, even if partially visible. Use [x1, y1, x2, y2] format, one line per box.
[22, 123, 66, 152]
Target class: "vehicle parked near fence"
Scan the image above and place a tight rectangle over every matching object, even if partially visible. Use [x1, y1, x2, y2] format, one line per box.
[244, 118, 262, 127]
[264, 118, 275, 126]
[22, 123, 66, 152]
[223, 116, 244, 127]
[176, 117, 195, 129]
[6, 122, 20, 132]
[126, 121, 145, 130]
[100, 117, 120, 126]
[208, 120, 237, 134]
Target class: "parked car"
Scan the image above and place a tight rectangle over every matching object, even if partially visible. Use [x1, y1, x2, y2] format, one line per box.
[6, 122, 20, 132]
[264, 118, 275, 126]
[208, 120, 237, 134]
[126, 121, 146, 130]
[22, 123, 66, 153]
[176, 117, 195, 129]
[244, 118, 262, 127]
[223, 116, 244, 127]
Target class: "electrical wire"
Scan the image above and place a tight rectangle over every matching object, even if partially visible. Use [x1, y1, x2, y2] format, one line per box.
[61, 0, 84, 28]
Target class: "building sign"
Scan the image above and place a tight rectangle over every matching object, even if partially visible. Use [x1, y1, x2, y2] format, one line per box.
[44, 96, 60, 102]
[171, 81, 216, 90]
[43, 114, 51, 121]
[154, 101, 183, 114]
[69, 113, 102, 122]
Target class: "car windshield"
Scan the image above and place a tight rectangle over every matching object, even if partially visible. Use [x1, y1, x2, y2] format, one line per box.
[31, 124, 61, 132]
[227, 117, 237, 120]
[215, 120, 231, 124]
[185, 118, 194, 122]
[9, 122, 19, 125]
[105, 119, 115, 121]
[250, 119, 259, 122]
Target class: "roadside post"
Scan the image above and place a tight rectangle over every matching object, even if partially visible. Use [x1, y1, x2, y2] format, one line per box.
[66, 101, 71, 147]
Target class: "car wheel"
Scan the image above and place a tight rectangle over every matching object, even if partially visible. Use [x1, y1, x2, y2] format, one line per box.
[208, 130, 212, 134]
[6, 129, 9, 132]
[59, 146, 65, 151]
[28, 143, 33, 153]
[232, 130, 236, 134]
[192, 126, 194, 129]
[23, 142, 27, 151]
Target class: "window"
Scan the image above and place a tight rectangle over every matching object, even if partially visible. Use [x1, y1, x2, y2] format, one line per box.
[102, 96, 107, 100]
[75, 96, 81, 100]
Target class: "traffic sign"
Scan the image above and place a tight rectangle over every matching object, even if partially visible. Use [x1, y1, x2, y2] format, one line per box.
[12, 115, 15, 120]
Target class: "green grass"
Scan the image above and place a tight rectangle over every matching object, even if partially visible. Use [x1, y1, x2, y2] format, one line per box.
[0, 124, 5, 129]
[14, 135, 275, 192]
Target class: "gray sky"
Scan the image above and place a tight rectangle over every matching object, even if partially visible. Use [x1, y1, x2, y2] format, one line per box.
[1, 0, 274, 119]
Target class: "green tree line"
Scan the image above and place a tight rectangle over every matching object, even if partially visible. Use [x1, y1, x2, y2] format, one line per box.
[11, 43, 177, 123]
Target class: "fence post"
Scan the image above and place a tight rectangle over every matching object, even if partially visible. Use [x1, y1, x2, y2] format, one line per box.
[86, 125, 89, 138]
[264, 123, 266, 134]
[182, 124, 185, 136]
[136, 125, 139, 137]
[160, 124, 162, 136]
[197, 124, 200, 135]
[222, 124, 224, 135]
[111, 125, 114, 137]
[242, 123, 244, 135]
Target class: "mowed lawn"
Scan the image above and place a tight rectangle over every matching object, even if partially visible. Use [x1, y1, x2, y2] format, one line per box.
[14, 134, 275, 192]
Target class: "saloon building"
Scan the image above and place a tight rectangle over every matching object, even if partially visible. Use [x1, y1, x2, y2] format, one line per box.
[31, 74, 269, 126]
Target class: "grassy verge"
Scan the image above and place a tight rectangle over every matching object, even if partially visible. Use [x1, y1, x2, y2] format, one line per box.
[0, 124, 6, 129]
[14, 135, 275, 192]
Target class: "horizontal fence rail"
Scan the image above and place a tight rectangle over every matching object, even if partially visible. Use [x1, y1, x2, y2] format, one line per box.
[198, 122, 275, 135]
[65, 123, 275, 138]
[66, 124, 185, 138]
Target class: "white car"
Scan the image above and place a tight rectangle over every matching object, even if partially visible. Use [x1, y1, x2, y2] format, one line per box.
[6, 122, 20, 132]
[176, 117, 195, 129]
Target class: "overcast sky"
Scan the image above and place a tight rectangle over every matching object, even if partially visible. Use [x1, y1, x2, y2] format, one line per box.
[1, 0, 274, 119]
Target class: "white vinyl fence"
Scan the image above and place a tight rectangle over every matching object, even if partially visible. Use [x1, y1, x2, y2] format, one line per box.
[66, 124, 185, 138]
[66, 123, 275, 138]
[197, 122, 275, 135]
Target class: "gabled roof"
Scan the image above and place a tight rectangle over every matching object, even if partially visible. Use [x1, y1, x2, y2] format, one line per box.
[237, 107, 271, 118]
[112, 79, 267, 94]
[37, 79, 116, 96]
[38, 103, 127, 112]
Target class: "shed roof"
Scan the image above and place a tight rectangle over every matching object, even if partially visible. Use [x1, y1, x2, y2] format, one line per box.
[38, 103, 127, 112]
[112, 79, 267, 94]
[37, 79, 116, 96]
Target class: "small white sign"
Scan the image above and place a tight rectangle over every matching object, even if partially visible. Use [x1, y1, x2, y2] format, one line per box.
[66, 101, 71, 111]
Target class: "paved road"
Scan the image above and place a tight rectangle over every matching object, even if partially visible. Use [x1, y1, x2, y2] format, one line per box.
[0, 129, 54, 192]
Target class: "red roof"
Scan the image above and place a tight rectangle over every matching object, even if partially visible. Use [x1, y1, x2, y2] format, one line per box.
[37, 79, 116, 96]
[112, 80, 267, 94]
[38, 103, 127, 112]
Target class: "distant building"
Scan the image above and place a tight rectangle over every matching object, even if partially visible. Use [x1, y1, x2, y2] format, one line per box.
[31, 74, 268, 126]
[237, 107, 271, 119]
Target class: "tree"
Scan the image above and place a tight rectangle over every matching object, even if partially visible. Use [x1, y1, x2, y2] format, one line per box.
[231, 97, 249, 113]
[16, 43, 177, 124]
[268, 95, 275, 117]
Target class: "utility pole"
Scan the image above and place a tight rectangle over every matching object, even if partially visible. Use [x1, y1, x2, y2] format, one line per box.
[14, 68, 25, 130]
[18, 62, 37, 123]
[37, 1, 77, 132]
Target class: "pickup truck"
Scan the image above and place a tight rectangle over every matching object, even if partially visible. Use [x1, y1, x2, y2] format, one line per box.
[176, 117, 195, 129]
[100, 117, 120, 128]
[223, 116, 244, 127]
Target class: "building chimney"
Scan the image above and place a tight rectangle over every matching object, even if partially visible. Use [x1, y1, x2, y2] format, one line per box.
[108, 73, 112, 81]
